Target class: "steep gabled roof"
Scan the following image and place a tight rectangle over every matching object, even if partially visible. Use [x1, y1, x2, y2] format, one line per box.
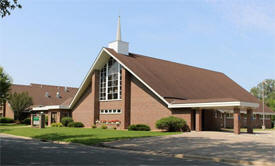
[69, 48, 273, 114]
[106, 48, 258, 103]
[10, 83, 78, 107]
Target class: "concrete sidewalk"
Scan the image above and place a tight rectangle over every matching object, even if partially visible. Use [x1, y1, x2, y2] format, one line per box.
[103, 130, 275, 165]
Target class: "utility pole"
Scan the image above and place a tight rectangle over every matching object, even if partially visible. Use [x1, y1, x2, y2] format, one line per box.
[262, 81, 265, 129]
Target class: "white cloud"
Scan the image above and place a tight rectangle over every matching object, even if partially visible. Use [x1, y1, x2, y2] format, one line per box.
[206, 0, 275, 35]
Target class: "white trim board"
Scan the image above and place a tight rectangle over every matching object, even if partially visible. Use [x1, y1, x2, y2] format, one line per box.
[168, 101, 259, 109]
[32, 105, 70, 111]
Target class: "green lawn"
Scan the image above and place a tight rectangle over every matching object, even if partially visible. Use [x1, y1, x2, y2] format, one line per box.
[0, 125, 180, 145]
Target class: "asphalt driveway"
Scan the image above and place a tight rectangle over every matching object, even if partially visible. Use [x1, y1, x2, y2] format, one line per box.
[0, 134, 233, 166]
[103, 130, 275, 165]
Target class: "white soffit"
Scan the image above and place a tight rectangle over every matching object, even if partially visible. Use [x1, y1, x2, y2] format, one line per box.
[32, 105, 70, 111]
[168, 101, 259, 109]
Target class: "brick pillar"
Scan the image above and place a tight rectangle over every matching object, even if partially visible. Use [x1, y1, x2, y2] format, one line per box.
[122, 68, 131, 129]
[233, 107, 240, 134]
[57, 111, 61, 123]
[196, 109, 202, 131]
[92, 70, 100, 125]
[48, 112, 51, 126]
[247, 109, 253, 133]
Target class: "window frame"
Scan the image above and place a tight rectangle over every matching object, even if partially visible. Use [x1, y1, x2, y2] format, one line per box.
[99, 109, 122, 115]
[99, 57, 122, 101]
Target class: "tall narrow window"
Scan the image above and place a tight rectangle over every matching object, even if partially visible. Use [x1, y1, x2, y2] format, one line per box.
[99, 57, 122, 100]
[99, 64, 107, 100]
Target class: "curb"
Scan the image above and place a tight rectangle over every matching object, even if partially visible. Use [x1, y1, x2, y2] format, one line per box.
[1, 133, 273, 166]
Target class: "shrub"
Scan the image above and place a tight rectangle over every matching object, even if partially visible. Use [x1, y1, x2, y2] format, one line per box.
[101, 125, 107, 129]
[0, 117, 14, 123]
[112, 126, 117, 130]
[156, 116, 186, 132]
[51, 122, 63, 127]
[182, 124, 191, 132]
[91, 124, 97, 129]
[22, 118, 31, 125]
[68, 122, 84, 128]
[61, 117, 74, 127]
[128, 124, 151, 131]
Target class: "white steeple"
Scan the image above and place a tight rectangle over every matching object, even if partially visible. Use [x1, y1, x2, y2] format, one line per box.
[116, 16, 121, 41]
[108, 16, 129, 55]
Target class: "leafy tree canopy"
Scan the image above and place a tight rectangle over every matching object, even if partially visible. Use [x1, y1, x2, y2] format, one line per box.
[0, 0, 22, 18]
[9, 92, 32, 120]
[0, 66, 12, 103]
[250, 79, 275, 112]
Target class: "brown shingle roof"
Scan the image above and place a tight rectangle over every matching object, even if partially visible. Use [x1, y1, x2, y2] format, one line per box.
[106, 48, 273, 114]
[10, 83, 78, 107]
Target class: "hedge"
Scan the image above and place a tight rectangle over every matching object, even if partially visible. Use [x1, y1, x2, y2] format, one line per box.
[51, 122, 63, 127]
[0, 117, 14, 123]
[128, 124, 151, 131]
[68, 122, 84, 128]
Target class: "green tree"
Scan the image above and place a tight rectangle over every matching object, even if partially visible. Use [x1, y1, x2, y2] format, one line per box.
[0, 66, 12, 117]
[0, 0, 22, 18]
[9, 92, 32, 120]
[250, 79, 275, 111]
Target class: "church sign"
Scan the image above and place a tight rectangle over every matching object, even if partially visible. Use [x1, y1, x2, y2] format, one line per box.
[33, 115, 40, 125]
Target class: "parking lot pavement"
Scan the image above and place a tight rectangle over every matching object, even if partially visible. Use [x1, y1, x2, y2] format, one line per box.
[0, 134, 233, 166]
[103, 130, 275, 164]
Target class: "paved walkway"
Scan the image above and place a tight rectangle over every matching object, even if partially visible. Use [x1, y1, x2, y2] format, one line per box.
[0, 134, 232, 166]
[103, 130, 275, 165]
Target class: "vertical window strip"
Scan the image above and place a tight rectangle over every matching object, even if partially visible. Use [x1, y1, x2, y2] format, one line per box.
[99, 57, 122, 101]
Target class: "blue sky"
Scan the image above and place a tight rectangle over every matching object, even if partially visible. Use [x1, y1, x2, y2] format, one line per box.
[1, 0, 274, 91]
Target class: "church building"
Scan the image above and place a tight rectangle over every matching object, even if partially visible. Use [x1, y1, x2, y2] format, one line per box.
[33, 17, 274, 134]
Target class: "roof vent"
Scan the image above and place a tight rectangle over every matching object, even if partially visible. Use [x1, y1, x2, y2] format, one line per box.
[64, 87, 68, 92]
[45, 92, 50, 98]
[56, 92, 61, 98]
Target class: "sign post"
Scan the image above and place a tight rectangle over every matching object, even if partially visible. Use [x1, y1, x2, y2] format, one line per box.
[39, 112, 45, 128]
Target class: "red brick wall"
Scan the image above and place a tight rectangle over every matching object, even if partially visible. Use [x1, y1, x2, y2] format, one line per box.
[130, 77, 192, 130]
[72, 82, 94, 127]
[171, 109, 192, 130]
[99, 101, 124, 128]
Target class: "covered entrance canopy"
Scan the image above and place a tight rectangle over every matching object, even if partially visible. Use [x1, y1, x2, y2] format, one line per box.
[168, 98, 259, 134]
